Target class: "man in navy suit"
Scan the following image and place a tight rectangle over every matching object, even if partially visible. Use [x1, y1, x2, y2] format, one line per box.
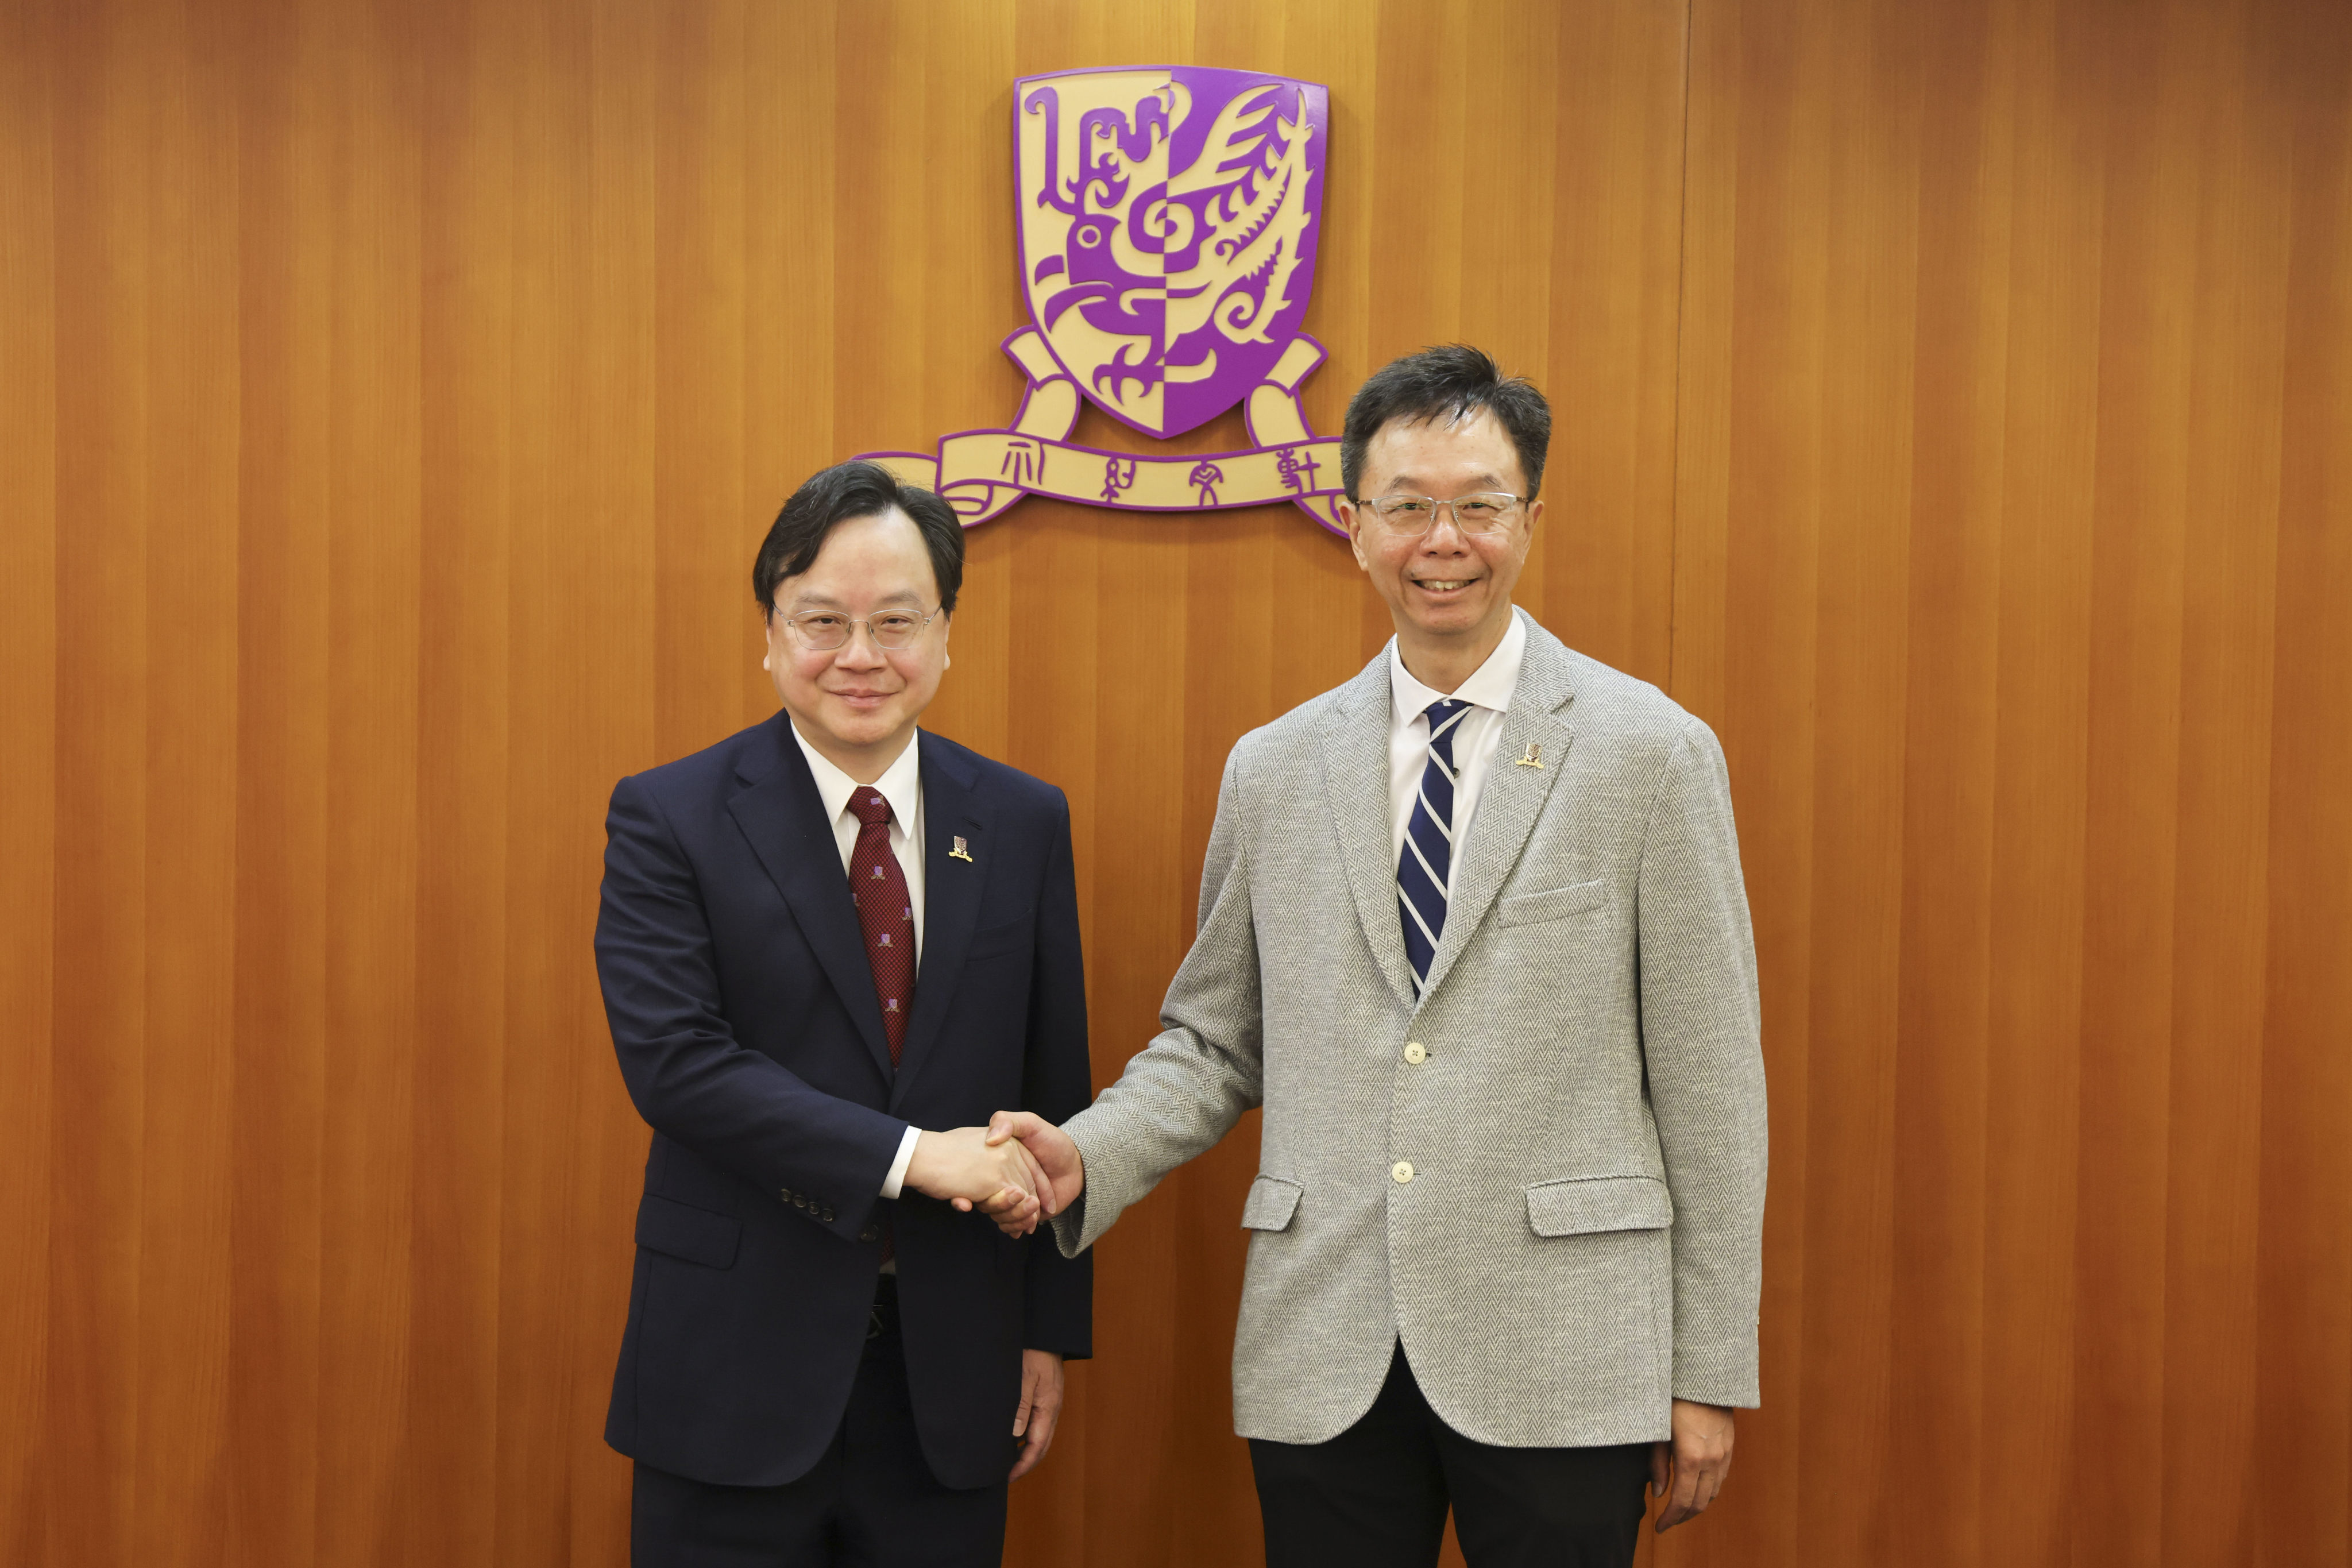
[596, 460, 1093, 1566]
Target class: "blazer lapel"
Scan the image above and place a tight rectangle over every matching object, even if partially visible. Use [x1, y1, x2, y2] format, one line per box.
[891, 732, 987, 1110]
[1323, 651, 1418, 1010]
[1416, 615, 1578, 1002]
[726, 716, 896, 1084]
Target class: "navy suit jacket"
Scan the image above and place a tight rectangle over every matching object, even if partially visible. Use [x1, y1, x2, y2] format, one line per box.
[597, 716, 1093, 1490]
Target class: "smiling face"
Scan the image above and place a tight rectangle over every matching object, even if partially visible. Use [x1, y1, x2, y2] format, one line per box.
[1339, 408, 1543, 686]
[760, 507, 951, 782]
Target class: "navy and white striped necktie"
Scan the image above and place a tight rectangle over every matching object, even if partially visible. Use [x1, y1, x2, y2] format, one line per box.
[1399, 698, 1470, 994]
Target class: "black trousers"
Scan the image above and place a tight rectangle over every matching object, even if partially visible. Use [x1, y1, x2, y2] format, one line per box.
[1249, 1342, 1650, 1568]
[631, 1279, 1008, 1568]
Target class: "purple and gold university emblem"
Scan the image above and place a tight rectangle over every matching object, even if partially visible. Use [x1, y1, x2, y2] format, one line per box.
[863, 67, 1343, 533]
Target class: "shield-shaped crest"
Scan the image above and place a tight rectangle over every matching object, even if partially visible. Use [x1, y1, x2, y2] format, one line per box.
[1015, 66, 1328, 440]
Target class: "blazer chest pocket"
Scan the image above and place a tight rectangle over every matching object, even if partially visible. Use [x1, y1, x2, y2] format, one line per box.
[965, 911, 1033, 961]
[635, 1193, 741, 1269]
[1239, 1175, 1303, 1232]
[1525, 1175, 1671, 1237]
[1497, 879, 1607, 929]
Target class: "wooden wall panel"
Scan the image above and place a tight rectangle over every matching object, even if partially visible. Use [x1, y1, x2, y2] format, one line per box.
[1671, 3, 2352, 1568]
[225, 3, 331, 1561]
[2257, 17, 2352, 1565]
[0, 0, 57, 1559]
[2, 1, 2347, 1566]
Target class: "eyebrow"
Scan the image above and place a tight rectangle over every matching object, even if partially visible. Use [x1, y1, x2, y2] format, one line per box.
[1376, 472, 1509, 495]
[784, 588, 929, 612]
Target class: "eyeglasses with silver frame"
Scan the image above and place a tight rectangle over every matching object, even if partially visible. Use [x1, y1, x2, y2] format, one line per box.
[1357, 491, 1527, 538]
[775, 604, 943, 652]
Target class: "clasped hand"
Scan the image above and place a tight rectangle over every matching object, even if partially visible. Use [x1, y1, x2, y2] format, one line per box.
[902, 1116, 1080, 1238]
[905, 1127, 1053, 1235]
[979, 1112, 1086, 1237]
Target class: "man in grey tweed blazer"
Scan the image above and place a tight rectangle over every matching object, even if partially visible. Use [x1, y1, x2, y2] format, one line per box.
[991, 346, 1766, 1567]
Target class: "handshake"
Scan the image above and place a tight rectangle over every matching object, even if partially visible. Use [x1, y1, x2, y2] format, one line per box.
[903, 1112, 1084, 1237]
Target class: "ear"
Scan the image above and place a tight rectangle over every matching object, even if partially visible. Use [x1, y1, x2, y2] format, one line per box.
[1337, 499, 1373, 571]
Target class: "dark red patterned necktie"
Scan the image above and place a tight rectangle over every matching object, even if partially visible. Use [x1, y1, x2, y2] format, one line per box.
[847, 790, 915, 1068]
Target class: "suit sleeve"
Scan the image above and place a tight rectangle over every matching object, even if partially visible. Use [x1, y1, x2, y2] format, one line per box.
[1021, 793, 1095, 1355]
[1637, 719, 1768, 1408]
[597, 773, 906, 1241]
[1050, 746, 1265, 1257]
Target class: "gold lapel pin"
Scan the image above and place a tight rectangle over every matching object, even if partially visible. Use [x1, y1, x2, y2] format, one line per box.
[1515, 742, 1544, 768]
[950, 836, 975, 863]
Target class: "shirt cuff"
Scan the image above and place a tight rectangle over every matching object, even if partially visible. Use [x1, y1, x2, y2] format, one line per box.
[879, 1124, 922, 1200]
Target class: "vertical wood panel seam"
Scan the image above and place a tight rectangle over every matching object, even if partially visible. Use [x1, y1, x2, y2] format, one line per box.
[1663, 0, 1697, 704]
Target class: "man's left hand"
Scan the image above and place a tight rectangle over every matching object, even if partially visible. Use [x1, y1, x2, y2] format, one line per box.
[1649, 1399, 1734, 1532]
[1008, 1350, 1064, 1481]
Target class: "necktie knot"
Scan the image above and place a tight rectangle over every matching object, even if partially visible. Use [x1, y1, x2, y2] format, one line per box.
[850, 791, 893, 829]
[1424, 698, 1469, 769]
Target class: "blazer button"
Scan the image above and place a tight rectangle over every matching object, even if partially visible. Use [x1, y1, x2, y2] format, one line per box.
[859, 1225, 880, 1243]
[1392, 1161, 1415, 1184]
[1403, 1041, 1427, 1064]
[822, 1208, 836, 1223]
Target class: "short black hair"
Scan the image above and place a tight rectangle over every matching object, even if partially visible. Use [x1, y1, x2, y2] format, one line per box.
[752, 460, 966, 617]
[1339, 345, 1552, 501]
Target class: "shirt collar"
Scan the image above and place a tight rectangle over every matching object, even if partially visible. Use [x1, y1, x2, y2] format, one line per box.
[1389, 610, 1528, 725]
[789, 720, 924, 832]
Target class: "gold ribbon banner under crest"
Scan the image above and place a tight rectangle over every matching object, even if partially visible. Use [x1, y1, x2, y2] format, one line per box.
[860, 329, 1346, 535]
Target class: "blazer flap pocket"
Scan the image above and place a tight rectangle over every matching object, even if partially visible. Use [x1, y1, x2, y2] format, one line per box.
[636, 1193, 742, 1269]
[965, 911, 1033, 960]
[1525, 1175, 1672, 1237]
[1240, 1175, 1303, 1232]
[1497, 879, 1607, 928]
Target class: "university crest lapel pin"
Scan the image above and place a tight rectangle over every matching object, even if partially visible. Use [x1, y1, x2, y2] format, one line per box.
[951, 836, 975, 863]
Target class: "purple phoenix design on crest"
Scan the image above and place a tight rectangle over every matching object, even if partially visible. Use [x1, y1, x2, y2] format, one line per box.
[1015, 66, 1327, 440]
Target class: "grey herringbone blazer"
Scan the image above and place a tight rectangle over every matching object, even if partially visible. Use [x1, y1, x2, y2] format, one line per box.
[1054, 610, 1766, 1447]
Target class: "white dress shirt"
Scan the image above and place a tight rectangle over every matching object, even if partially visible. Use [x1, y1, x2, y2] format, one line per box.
[1387, 611, 1528, 874]
[787, 720, 927, 1205]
